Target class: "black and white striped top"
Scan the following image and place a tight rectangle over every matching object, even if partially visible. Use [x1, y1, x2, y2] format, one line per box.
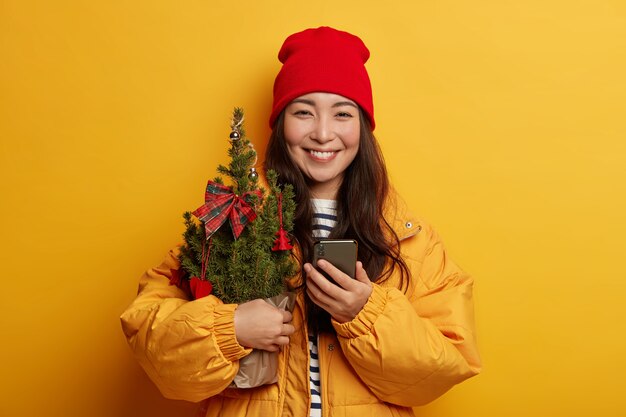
[309, 199, 337, 417]
[308, 334, 322, 417]
[312, 198, 337, 239]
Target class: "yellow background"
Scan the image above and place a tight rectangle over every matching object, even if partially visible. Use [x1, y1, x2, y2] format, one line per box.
[1, 1, 625, 416]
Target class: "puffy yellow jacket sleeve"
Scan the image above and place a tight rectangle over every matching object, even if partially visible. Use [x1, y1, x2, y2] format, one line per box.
[120, 248, 252, 402]
[332, 222, 481, 406]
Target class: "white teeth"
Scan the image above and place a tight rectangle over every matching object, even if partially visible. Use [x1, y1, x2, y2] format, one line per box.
[309, 150, 335, 159]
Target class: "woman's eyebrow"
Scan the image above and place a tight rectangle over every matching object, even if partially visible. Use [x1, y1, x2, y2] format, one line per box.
[332, 101, 357, 108]
[290, 99, 357, 108]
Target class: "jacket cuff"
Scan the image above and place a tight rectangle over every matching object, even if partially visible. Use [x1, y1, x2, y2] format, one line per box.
[213, 304, 252, 361]
[333, 283, 387, 339]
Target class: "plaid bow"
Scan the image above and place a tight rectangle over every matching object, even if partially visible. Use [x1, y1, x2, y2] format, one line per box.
[192, 181, 262, 239]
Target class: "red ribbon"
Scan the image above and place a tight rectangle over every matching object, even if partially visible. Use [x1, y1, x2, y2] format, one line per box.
[171, 239, 214, 299]
[192, 181, 262, 239]
[272, 192, 293, 251]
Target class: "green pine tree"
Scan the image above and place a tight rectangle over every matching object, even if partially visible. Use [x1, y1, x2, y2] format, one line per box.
[177, 108, 296, 303]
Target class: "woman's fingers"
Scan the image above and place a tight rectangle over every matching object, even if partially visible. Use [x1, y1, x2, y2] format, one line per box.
[304, 265, 336, 305]
[354, 261, 370, 284]
[304, 262, 346, 296]
[316, 259, 355, 290]
[304, 260, 373, 323]
[282, 323, 295, 336]
[282, 309, 293, 324]
[234, 299, 295, 351]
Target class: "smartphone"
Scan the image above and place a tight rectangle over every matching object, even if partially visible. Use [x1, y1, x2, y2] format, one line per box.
[312, 239, 358, 282]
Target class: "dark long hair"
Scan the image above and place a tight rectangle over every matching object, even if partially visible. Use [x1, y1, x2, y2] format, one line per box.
[264, 109, 410, 333]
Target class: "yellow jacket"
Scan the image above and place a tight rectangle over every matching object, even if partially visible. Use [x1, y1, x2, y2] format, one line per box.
[120, 197, 481, 417]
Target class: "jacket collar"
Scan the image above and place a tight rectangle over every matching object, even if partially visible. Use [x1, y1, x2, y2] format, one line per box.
[383, 188, 421, 242]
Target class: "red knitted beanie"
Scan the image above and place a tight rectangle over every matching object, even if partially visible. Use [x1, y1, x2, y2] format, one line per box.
[270, 26, 375, 130]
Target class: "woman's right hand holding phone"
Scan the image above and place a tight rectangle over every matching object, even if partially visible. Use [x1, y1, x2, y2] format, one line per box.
[304, 260, 373, 323]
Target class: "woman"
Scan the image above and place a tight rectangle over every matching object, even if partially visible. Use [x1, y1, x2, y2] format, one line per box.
[121, 26, 481, 417]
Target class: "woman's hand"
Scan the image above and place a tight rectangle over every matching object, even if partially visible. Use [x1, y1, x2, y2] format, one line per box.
[304, 260, 373, 323]
[234, 299, 295, 352]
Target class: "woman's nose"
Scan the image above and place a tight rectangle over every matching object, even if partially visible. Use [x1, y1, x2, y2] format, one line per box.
[310, 116, 334, 143]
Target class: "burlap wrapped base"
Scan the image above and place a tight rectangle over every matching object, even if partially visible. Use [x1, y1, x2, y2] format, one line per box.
[230, 292, 296, 388]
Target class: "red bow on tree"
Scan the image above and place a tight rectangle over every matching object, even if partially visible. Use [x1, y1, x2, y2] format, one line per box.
[193, 181, 262, 239]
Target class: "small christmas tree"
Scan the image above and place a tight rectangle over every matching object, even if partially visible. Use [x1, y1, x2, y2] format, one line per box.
[176, 108, 296, 303]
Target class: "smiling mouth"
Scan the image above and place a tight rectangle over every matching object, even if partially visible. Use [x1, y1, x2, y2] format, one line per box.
[308, 150, 337, 160]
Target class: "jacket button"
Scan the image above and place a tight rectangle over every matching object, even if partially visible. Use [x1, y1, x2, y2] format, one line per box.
[328, 344, 334, 351]
[405, 222, 412, 228]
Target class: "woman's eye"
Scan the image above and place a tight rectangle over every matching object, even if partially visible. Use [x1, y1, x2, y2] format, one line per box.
[293, 109, 312, 116]
[336, 112, 353, 118]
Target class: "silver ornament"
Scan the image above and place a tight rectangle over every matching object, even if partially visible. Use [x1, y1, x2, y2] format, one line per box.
[248, 167, 259, 180]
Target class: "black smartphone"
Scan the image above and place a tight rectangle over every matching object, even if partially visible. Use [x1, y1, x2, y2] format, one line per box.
[312, 239, 358, 282]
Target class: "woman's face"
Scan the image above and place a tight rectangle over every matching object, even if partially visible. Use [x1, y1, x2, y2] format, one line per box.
[283, 92, 361, 199]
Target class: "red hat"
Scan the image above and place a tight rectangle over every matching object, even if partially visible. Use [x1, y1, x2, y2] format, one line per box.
[270, 26, 375, 130]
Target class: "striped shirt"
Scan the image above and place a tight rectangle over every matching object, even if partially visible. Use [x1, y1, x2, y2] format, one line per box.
[312, 198, 337, 239]
[308, 334, 322, 417]
[309, 199, 337, 417]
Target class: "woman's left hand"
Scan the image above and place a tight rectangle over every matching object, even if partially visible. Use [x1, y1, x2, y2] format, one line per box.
[304, 260, 373, 323]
